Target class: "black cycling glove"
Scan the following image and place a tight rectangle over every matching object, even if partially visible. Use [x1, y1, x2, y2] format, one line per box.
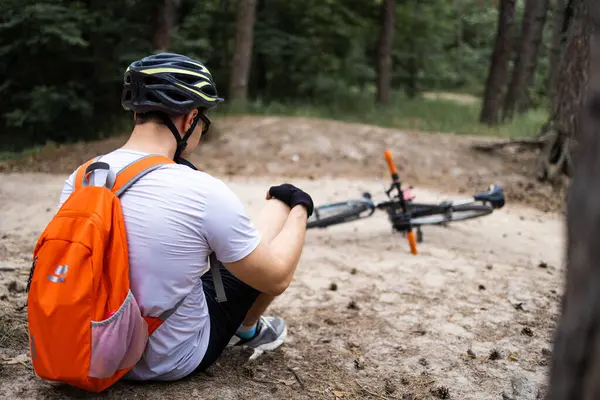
[268, 183, 314, 217]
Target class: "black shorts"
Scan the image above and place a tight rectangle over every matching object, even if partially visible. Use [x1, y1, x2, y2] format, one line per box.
[193, 261, 260, 372]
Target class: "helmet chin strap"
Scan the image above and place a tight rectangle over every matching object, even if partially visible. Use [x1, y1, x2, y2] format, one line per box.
[158, 113, 201, 161]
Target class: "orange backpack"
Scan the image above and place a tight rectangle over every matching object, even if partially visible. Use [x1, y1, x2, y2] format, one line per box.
[26, 155, 176, 392]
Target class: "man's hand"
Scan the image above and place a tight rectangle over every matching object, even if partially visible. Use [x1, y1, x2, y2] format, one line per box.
[266, 183, 314, 217]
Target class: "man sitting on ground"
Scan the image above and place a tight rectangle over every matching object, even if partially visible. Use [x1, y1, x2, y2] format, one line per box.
[58, 52, 313, 381]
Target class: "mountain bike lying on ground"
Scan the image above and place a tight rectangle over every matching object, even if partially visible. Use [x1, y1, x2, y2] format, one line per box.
[306, 149, 505, 255]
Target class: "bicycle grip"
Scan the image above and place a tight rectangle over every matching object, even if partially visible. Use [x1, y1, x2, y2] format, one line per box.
[407, 230, 418, 255]
[384, 149, 398, 178]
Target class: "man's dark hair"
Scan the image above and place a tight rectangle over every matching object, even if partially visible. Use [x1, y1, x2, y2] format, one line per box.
[134, 111, 167, 125]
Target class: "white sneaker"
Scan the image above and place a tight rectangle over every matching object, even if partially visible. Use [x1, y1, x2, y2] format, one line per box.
[227, 316, 287, 360]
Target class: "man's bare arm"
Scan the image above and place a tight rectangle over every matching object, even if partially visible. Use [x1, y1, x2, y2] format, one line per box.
[224, 204, 307, 296]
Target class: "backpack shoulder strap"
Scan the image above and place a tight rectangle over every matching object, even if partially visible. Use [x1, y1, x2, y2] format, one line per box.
[73, 155, 175, 195]
[74, 157, 101, 191]
[112, 155, 175, 197]
[209, 253, 228, 303]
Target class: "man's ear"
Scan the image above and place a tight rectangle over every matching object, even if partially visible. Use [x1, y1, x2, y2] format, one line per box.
[184, 109, 199, 131]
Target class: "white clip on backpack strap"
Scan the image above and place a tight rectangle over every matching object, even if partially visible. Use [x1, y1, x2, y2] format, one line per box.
[209, 253, 227, 303]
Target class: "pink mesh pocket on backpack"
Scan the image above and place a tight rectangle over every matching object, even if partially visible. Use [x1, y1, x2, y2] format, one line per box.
[89, 291, 148, 379]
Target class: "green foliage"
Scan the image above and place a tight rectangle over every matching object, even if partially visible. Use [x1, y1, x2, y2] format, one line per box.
[393, 0, 500, 96]
[0, 0, 155, 151]
[233, 0, 378, 102]
[0, 0, 553, 152]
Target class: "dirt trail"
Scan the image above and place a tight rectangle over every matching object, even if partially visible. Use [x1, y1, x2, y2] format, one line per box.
[0, 117, 564, 399]
[0, 116, 564, 213]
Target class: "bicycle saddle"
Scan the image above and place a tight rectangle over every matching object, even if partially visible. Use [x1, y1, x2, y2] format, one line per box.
[474, 184, 505, 209]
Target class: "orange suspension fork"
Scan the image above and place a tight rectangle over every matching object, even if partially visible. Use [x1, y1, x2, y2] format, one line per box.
[384, 149, 418, 255]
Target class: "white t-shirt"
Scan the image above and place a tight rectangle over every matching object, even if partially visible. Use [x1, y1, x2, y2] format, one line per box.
[57, 149, 261, 381]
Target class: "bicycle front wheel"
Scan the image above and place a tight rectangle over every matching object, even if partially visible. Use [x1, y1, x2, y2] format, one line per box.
[307, 200, 373, 229]
[408, 204, 493, 226]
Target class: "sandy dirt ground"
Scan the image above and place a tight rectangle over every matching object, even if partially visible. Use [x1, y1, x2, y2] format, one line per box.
[0, 117, 564, 399]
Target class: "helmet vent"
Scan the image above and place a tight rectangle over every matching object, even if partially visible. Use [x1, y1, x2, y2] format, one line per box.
[166, 90, 188, 102]
[175, 74, 199, 85]
[203, 86, 217, 96]
[143, 76, 164, 86]
[146, 92, 160, 103]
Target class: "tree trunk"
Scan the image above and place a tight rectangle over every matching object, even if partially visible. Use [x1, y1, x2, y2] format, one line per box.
[503, 0, 550, 119]
[548, 0, 568, 108]
[375, 0, 396, 104]
[249, 0, 267, 99]
[547, 3, 600, 398]
[404, 1, 421, 99]
[480, 0, 518, 125]
[536, 0, 588, 182]
[154, 0, 179, 51]
[229, 0, 257, 104]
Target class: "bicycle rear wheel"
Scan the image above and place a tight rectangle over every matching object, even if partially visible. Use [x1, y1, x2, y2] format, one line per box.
[408, 204, 493, 226]
[307, 200, 373, 229]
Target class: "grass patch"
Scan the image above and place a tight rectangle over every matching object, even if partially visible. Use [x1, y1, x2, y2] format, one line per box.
[0, 146, 46, 163]
[217, 92, 547, 139]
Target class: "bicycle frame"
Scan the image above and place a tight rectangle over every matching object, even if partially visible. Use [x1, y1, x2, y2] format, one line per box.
[307, 150, 424, 254]
[307, 149, 505, 255]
